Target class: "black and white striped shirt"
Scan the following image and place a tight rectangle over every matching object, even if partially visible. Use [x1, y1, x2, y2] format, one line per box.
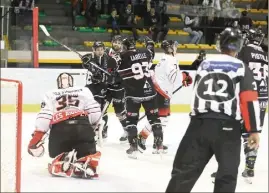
[190, 54, 260, 132]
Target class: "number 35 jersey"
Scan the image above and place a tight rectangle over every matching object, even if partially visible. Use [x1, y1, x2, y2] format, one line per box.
[191, 54, 260, 133]
[35, 86, 101, 133]
[117, 49, 156, 98]
[238, 43, 268, 98]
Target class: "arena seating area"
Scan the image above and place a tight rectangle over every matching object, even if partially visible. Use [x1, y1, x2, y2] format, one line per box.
[8, 0, 268, 54]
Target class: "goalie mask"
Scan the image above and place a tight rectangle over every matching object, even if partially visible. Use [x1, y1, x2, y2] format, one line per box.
[57, 72, 74, 89]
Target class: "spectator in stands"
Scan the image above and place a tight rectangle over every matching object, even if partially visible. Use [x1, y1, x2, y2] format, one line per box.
[135, 0, 151, 18]
[181, 0, 193, 6]
[71, 0, 87, 29]
[120, 4, 139, 40]
[145, 7, 168, 42]
[238, 10, 253, 32]
[85, 0, 101, 25]
[202, 0, 221, 11]
[183, 9, 203, 44]
[107, 8, 121, 39]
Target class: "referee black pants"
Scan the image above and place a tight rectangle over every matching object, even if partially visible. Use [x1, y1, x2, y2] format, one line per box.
[166, 117, 242, 193]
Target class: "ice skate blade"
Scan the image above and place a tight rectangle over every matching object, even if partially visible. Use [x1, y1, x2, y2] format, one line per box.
[127, 151, 138, 159]
[152, 150, 167, 154]
[119, 140, 128, 144]
[138, 146, 145, 153]
[244, 177, 253, 184]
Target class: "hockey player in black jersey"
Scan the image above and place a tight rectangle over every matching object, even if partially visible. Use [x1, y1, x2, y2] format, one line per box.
[83, 41, 110, 139]
[105, 35, 128, 142]
[110, 37, 163, 158]
[83, 40, 128, 142]
[166, 28, 260, 192]
[237, 28, 268, 183]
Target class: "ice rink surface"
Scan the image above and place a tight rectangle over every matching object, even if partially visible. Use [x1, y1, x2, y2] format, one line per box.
[7, 113, 269, 192]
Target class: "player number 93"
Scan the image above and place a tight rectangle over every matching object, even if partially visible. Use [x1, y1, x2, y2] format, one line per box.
[131, 62, 150, 80]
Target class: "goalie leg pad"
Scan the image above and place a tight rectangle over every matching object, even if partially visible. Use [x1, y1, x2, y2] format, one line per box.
[48, 150, 77, 177]
[73, 151, 101, 179]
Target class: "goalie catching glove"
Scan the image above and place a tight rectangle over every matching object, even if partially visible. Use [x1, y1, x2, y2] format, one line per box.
[28, 130, 46, 157]
[182, 71, 192, 87]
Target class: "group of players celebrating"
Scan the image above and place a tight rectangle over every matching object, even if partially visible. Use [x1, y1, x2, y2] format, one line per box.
[27, 26, 267, 186]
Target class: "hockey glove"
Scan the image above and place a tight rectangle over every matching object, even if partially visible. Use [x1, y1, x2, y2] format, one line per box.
[28, 131, 46, 157]
[81, 53, 93, 69]
[182, 71, 193, 87]
[92, 71, 104, 83]
[106, 70, 122, 85]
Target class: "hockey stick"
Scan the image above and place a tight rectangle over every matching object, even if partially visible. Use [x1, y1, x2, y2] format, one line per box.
[95, 100, 110, 147]
[138, 85, 183, 122]
[39, 25, 111, 76]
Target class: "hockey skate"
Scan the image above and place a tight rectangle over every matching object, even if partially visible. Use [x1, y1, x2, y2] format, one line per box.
[119, 130, 128, 144]
[152, 137, 165, 155]
[126, 138, 139, 159]
[137, 134, 147, 153]
[153, 144, 168, 153]
[242, 168, 254, 184]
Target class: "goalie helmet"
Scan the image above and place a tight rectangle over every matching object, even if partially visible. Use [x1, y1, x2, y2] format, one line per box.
[57, 72, 74, 89]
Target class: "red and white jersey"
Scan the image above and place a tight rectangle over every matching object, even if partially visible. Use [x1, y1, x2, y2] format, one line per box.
[35, 86, 101, 133]
[152, 54, 183, 99]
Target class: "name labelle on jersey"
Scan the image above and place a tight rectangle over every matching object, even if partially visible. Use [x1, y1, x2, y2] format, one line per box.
[130, 53, 147, 61]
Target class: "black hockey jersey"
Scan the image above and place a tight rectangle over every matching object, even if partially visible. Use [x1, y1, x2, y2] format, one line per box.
[117, 49, 156, 98]
[82, 52, 109, 85]
[190, 54, 260, 133]
[238, 43, 268, 98]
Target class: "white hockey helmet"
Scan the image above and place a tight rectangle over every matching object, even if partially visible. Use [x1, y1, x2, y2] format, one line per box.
[57, 72, 74, 89]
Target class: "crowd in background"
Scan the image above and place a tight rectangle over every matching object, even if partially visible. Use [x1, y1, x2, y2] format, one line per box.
[4, 0, 269, 45]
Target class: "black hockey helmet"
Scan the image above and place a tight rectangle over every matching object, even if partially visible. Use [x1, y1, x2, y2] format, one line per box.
[57, 72, 74, 89]
[122, 37, 136, 50]
[93, 41, 105, 50]
[161, 40, 178, 53]
[245, 28, 265, 46]
[216, 27, 243, 53]
[198, 49, 206, 61]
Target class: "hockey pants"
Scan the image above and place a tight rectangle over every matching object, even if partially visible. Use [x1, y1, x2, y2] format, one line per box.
[166, 117, 242, 193]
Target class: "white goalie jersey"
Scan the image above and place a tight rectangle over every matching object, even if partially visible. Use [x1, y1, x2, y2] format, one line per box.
[35, 86, 101, 133]
[152, 54, 183, 99]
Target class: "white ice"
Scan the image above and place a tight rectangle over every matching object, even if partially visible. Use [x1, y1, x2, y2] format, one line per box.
[9, 113, 269, 192]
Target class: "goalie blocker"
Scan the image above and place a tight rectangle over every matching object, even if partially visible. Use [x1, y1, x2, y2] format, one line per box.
[28, 72, 102, 179]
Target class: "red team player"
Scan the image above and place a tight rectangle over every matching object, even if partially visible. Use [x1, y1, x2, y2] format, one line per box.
[138, 40, 193, 152]
[28, 73, 102, 179]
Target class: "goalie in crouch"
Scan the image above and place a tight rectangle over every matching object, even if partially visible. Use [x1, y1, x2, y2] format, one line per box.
[28, 72, 102, 179]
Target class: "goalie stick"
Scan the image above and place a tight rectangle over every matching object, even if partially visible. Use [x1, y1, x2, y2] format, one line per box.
[39, 25, 111, 76]
[138, 85, 183, 122]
